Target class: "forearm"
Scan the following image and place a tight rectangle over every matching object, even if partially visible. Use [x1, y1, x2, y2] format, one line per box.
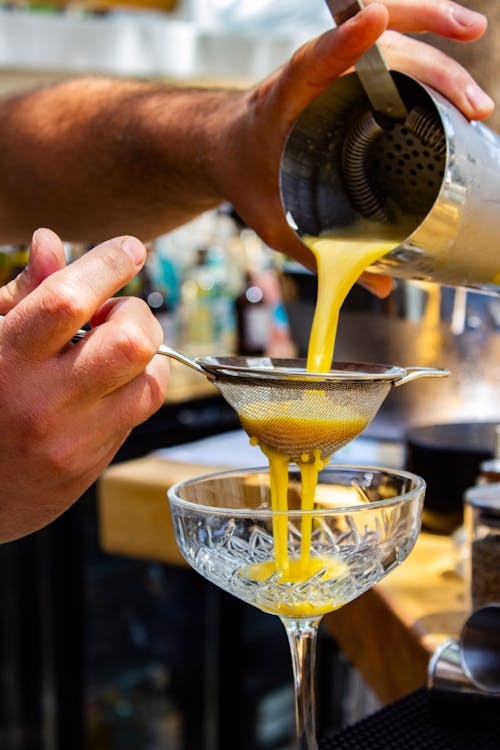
[0, 77, 238, 244]
[0, 2, 493, 259]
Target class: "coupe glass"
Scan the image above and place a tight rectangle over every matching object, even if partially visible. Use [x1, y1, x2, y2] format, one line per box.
[168, 465, 425, 749]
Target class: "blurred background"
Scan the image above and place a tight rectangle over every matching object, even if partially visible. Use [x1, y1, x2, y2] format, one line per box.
[0, 1, 498, 749]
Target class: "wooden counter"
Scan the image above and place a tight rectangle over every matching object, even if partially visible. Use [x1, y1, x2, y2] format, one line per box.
[98, 454, 467, 705]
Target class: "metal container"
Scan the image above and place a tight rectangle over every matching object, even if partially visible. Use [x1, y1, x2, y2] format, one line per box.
[428, 604, 500, 714]
[280, 70, 500, 292]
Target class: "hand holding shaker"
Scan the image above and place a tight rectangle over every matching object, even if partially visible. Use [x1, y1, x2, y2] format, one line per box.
[280, 0, 500, 292]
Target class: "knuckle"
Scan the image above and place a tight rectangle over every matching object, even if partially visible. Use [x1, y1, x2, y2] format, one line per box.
[41, 282, 86, 324]
[378, 30, 401, 60]
[43, 440, 76, 476]
[100, 244, 125, 278]
[113, 321, 157, 368]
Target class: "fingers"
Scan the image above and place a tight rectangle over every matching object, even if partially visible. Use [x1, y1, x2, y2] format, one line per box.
[357, 271, 395, 298]
[364, 0, 487, 39]
[64, 295, 168, 401]
[271, 5, 390, 124]
[380, 30, 494, 119]
[0, 228, 67, 313]
[1, 234, 147, 360]
[270, 2, 492, 133]
[98, 364, 170, 435]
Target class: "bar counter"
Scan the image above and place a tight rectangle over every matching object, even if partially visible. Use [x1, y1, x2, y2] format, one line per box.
[98, 413, 467, 707]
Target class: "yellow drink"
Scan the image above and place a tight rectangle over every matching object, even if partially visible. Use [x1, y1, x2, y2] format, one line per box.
[245, 557, 349, 617]
[241, 219, 405, 597]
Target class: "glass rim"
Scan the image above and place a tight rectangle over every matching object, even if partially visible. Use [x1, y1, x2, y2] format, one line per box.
[167, 464, 426, 518]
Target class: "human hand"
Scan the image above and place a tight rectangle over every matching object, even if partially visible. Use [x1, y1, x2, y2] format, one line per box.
[0, 228, 169, 542]
[214, 1, 494, 295]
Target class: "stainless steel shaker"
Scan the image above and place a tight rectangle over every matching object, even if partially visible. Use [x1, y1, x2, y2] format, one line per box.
[428, 604, 500, 712]
[280, 53, 500, 292]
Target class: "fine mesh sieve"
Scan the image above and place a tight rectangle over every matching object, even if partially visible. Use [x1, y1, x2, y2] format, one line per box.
[214, 372, 391, 460]
[160, 349, 449, 462]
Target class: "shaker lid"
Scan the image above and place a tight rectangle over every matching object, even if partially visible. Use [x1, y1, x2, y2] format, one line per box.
[465, 482, 500, 511]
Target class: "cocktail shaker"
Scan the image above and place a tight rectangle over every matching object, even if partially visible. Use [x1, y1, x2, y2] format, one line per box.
[280, 65, 500, 292]
[428, 604, 500, 710]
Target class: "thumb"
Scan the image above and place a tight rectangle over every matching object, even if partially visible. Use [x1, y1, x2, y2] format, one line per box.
[0, 228, 67, 313]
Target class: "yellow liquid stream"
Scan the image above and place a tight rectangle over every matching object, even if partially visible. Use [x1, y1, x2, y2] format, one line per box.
[242, 220, 405, 616]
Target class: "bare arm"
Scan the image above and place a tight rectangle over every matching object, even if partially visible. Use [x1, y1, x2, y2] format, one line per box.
[0, 0, 493, 266]
[0, 79, 231, 244]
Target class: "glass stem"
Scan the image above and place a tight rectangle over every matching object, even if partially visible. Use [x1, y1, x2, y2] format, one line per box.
[282, 617, 322, 750]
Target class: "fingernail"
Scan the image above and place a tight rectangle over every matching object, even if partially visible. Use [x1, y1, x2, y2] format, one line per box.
[465, 84, 494, 112]
[31, 227, 45, 246]
[121, 236, 146, 265]
[452, 7, 485, 28]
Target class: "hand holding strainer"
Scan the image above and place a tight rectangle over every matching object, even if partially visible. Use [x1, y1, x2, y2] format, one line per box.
[23, 318, 448, 461]
[0, 313, 448, 461]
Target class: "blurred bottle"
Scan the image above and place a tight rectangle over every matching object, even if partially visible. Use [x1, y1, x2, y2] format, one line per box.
[0, 245, 29, 286]
[180, 247, 214, 351]
[235, 269, 268, 356]
[233, 219, 296, 358]
[179, 243, 236, 354]
[146, 245, 181, 345]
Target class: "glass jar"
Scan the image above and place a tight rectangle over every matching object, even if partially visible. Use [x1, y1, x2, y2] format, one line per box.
[478, 426, 500, 484]
[464, 483, 500, 611]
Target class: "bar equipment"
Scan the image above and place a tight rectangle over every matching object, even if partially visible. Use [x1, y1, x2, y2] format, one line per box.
[428, 604, 500, 711]
[157, 351, 448, 461]
[464, 483, 500, 610]
[280, 2, 500, 292]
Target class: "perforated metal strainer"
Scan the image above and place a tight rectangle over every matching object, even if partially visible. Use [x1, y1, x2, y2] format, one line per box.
[323, 0, 446, 222]
[161, 348, 449, 461]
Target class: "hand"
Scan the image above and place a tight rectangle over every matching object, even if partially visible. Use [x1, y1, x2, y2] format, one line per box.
[0, 228, 169, 542]
[214, 1, 494, 295]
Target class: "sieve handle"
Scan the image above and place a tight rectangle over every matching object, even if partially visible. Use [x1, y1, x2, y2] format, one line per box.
[70, 328, 208, 375]
[394, 366, 450, 387]
[324, 0, 408, 120]
[156, 344, 208, 376]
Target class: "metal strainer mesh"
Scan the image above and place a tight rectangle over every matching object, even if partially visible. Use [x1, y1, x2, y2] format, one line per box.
[214, 374, 391, 461]
[193, 358, 399, 461]
[161, 350, 447, 463]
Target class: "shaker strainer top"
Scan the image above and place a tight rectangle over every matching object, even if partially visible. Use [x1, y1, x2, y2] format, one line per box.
[280, 70, 449, 242]
[323, 0, 446, 223]
[341, 105, 446, 222]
